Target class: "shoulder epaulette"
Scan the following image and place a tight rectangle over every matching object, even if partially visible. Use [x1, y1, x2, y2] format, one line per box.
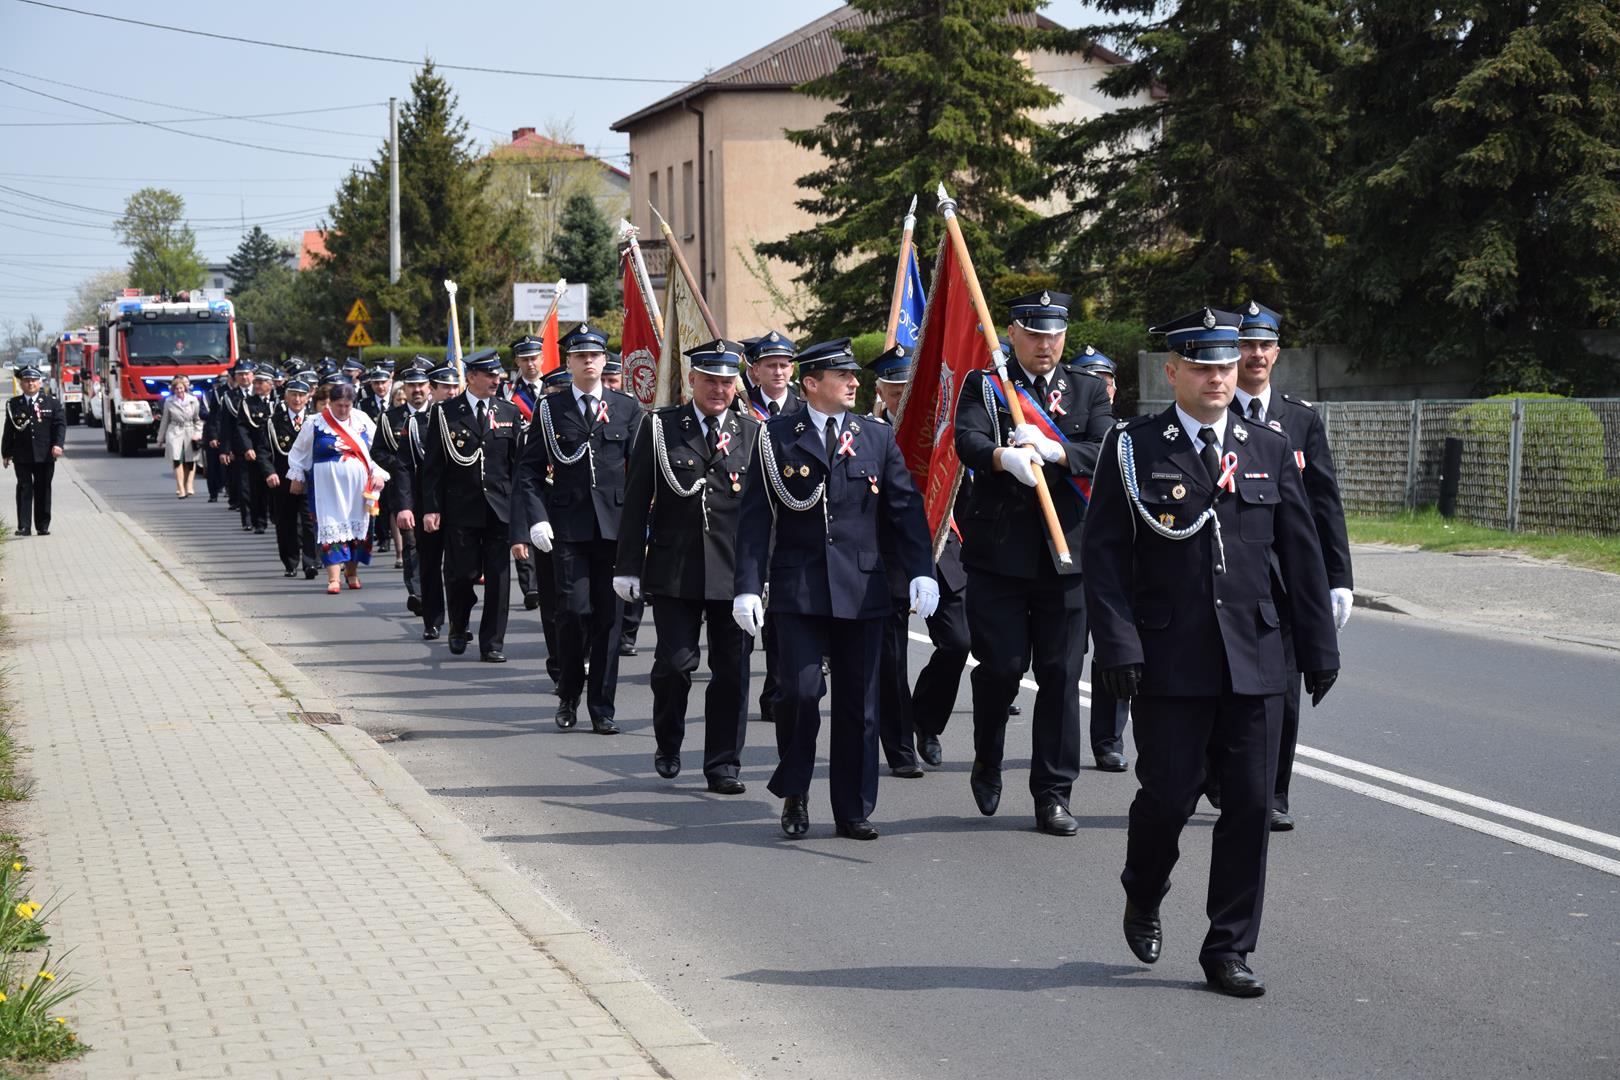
[1282, 393, 1315, 409]
[1114, 413, 1157, 432]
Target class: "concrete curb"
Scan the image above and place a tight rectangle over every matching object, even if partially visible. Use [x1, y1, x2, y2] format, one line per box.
[63, 458, 745, 1080]
[1352, 587, 1436, 620]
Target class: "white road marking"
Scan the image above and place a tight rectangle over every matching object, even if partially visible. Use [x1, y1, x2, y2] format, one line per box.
[906, 629, 1091, 705]
[1292, 763, 1620, 878]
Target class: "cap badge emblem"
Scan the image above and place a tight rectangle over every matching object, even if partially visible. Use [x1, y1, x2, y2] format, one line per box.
[1039, 291, 1050, 305]
[1084, 345, 1095, 356]
[1248, 301, 1260, 315]
[1202, 308, 1216, 329]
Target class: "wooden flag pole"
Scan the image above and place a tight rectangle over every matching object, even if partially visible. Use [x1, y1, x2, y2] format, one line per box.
[882, 195, 918, 351]
[935, 183, 1071, 569]
[444, 279, 464, 389]
[539, 276, 568, 336]
[650, 204, 721, 339]
[618, 219, 665, 343]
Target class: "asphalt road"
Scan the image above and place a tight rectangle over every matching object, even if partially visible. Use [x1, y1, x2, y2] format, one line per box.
[60, 425, 1620, 1080]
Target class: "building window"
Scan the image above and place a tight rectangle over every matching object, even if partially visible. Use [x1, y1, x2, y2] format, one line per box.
[213, 277, 224, 288]
[681, 161, 695, 241]
[647, 171, 659, 227]
[666, 166, 675, 232]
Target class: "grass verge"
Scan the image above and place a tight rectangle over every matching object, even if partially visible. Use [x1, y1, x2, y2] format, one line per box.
[1346, 508, 1620, 575]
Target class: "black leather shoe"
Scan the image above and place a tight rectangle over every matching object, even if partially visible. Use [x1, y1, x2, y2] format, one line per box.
[304, 566, 318, 580]
[406, 594, 423, 615]
[13, 529, 28, 537]
[835, 818, 879, 840]
[1095, 750, 1129, 772]
[253, 525, 266, 534]
[707, 776, 746, 795]
[618, 641, 638, 657]
[207, 495, 218, 503]
[591, 715, 620, 735]
[524, 592, 541, 611]
[1123, 900, 1162, 964]
[780, 795, 810, 839]
[37, 529, 49, 536]
[970, 760, 1002, 816]
[1203, 957, 1265, 997]
[447, 632, 470, 656]
[654, 755, 681, 779]
[1270, 808, 1295, 832]
[1008, 702, 1021, 716]
[1037, 802, 1079, 836]
[555, 699, 578, 730]
[283, 568, 296, 578]
[890, 763, 924, 779]
[422, 626, 441, 641]
[480, 650, 506, 663]
[916, 733, 942, 767]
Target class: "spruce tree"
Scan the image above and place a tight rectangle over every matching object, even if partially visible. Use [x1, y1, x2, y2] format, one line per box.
[758, 0, 1061, 339]
[550, 193, 618, 316]
[224, 225, 289, 297]
[1029, 1, 1347, 332]
[1324, 0, 1620, 392]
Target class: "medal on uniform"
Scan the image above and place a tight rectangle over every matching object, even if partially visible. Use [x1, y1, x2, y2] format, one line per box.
[1171, 483, 1187, 500]
[783, 466, 794, 479]
[1159, 513, 1175, 526]
[730, 471, 741, 492]
[869, 480, 879, 495]
[799, 465, 810, 477]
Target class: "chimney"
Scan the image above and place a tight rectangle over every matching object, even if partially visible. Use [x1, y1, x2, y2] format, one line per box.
[512, 127, 536, 142]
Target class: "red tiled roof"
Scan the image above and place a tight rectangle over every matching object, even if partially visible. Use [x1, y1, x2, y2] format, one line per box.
[495, 128, 630, 181]
[298, 230, 328, 271]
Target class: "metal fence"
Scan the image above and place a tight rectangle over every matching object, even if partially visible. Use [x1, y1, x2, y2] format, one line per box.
[1320, 398, 1620, 536]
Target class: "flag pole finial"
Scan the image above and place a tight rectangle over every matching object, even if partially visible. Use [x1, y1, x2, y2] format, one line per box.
[935, 182, 956, 220]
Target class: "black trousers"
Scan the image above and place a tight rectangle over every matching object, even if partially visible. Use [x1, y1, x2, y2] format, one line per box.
[516, 548, 561, 682]
[620, 596, 646, 649]
[417, 524, 445, 632]
[1124, 691, 1282, 963]
[204, 444, 224, 497]
[768, 612, 884, 824]
[650, 597, 750, 779]
[965, 568, 1085, 808]
[878, 604, 919, 770]
[444, 523, 510, 653]
[12, 458, 54, 532]
[759, 612, 783, 729]
[1089, 630, 1132, 755]
[270, 484, 316, 571]
[910, 577, 970, 738]
[1275, 626, 1302, 813]
[397, 524, 420, 600]
[553, 537, 622, 721]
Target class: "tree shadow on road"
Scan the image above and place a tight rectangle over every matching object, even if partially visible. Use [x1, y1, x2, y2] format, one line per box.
[728, 959, 1194, 992]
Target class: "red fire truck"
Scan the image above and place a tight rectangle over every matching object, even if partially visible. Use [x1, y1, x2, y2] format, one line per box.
[49, 329, 96, 425]
[95, 291, 249, 456]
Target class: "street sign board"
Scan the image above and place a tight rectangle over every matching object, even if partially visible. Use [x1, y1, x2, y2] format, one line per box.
[345, 299, 371, 323]
[346, 324, 374, 348]
[513, 282, 588, 323]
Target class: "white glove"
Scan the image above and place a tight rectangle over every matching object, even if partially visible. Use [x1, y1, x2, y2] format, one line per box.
[732, 593, 764, 637]
[999, 446, 1041, 487]
[909, 576, 939, 620]
[528, 521, 554, 553]
[613, 575, 641, 603]
[1013, 423, 1064, 464]
[1331, 587, 1354, 630]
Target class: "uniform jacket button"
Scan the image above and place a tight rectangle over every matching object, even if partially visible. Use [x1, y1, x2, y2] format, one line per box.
[1215, 599, 1224, 608]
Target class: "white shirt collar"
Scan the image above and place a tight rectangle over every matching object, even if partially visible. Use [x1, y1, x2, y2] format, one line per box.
[692, 403, 723, 433]
[1174, 404, 1229, 450]
[759, 389, 788, 410]
[804, 403, 844, 441]
[1233, 384, 1273, 419]
[1017, 362, 1054, 387]
[464, 388, 492, 408]
[571, 383, 603, 407]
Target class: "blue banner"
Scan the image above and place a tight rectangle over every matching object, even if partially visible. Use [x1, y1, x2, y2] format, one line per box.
[895, 246, 926, 350]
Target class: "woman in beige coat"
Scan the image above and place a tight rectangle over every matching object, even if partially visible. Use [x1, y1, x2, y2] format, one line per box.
[155, 374, 204, 498]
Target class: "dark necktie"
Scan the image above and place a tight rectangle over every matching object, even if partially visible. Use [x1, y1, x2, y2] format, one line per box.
[767, 399, 780, 417]
[824, 416, 838, 469]
[1198, 426, 1222, 487]
[475, 400, 486, 430]
[1247, 397, 1263, 422]
[707, 417, 723, 459]
[1035, 375, 1049, 403]
[582, 393, 596, 425]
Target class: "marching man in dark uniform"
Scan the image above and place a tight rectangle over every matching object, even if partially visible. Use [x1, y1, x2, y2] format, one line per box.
[615, 340, 760, 793]
[953, 291, 1114, 835]
[373, 362, 432, 613]
[200, 371, 229, 501]
[358, 367, 395, 555]
[260, 377, 319, 578]
[230, 366, 276, 534]
[510, 326, 643, 734]
[421, 349, 524, 662]
[501, 337, 549, 615]
[210, 359, 254, 514]
[1230, 300, 1354, 830]
[733, 339, 936, 841]
[2, 364, 66, 536]
[1082, 307, 1340, 997]
[601, 353, 646, 658]
[393, 365, 460, 640]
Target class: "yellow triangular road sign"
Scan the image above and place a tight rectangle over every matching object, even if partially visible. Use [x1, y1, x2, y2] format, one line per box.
[346, 324, 374, 347]
[345, 299, 371, 323]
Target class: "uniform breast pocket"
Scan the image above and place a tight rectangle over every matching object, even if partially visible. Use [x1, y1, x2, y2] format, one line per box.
[1140, 479, 1193, 506]
[1237, 482, 1277, 542]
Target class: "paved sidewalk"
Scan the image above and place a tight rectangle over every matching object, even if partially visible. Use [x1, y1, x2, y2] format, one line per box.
[1351, 543, 1620, 650]
[2, 460, 739, 1079]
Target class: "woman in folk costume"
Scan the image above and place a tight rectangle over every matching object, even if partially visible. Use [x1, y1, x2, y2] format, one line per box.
[286, 377, 389, 594]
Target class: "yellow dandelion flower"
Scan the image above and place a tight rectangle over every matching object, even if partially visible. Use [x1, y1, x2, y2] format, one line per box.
[37, 971, 53, 982]
[13, 902, 32, 920]
[26, 903, 40, 916]
[53, 1016, 65, 1025]
[10, 862, 21, 872]
[0, 992, 8, 1003]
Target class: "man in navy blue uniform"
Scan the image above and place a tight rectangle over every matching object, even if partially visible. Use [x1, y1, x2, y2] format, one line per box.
[953, 291, 1114, 835]
[511, 326, 644, 735]
[2, 365, 66, 535]
[616, 340, 760, 793]
[1229, 300, 1354, 830]
[1082, 307, 1341, 997]
[733, 339, 936, 841]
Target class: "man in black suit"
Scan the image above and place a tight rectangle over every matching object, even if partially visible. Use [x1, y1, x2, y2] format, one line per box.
[2, 365, 66, 535]
[259, 377, 319, 578]
[1082, 307, 1340, 997]
[230, 366, 276, 534]
[391, 365, 459, 640]
[199, 372, 229, 502]
[510, 326, 644, 734]
[953, 291, 1114, 836]
[601, 353, 646, 658]
[421, 349, 524, 663]
[1229, 300, 1354, 830]
[733, 339, 936, 841]
[372, 362, 433, 612]
[210, 360, 254, 513]
[616, 340, 760, 793]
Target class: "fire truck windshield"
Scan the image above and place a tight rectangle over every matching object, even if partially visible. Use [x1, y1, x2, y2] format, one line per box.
[61, 343, 85, 365]
[124, 321, 230, 365]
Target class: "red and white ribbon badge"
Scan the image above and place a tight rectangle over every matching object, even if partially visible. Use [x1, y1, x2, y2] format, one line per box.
[1047, 389, 1066, 416]
[714, 431, 732, 455]
[837, 430, 857, 458]
[1293, 450, 1306, 471]
[1217, 452, 1239, 493]
[594, 399, 610, 424]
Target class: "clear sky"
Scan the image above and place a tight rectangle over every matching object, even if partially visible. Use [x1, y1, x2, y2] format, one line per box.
[0, 0, 1099, 329]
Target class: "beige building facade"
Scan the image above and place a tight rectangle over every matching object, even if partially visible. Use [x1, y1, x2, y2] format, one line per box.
[612, 5, 1155, 338]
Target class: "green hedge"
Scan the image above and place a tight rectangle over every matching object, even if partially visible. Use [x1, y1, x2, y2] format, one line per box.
[1447, 393, 1616, 534]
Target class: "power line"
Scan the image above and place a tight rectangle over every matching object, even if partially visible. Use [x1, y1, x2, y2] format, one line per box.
[14, 0, 693, 84]
[0, 184, 327, 224]
[0, 172, 339, 183]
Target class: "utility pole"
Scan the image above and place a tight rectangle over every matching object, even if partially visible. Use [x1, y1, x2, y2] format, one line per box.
[388, 96, 401, 347]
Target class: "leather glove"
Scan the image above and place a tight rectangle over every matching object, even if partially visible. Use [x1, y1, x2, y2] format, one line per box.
[528, 521, 554, 553]
[1330, 587, 1354, 630]
[909, 576, 939, 620]
[1100, 663, 1143, 699]
[612, 575, 641, 603]
[1012, 423, 1064, 464]
[1304, 668, 1338, 706]
[998, 446, 1041, 488]
[732, 593, 764, 637]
